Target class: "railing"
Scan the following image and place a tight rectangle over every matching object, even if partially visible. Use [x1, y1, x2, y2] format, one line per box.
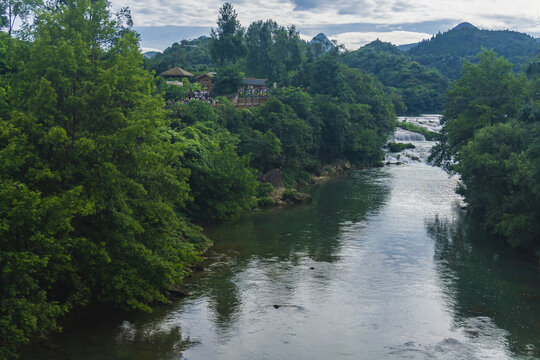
[234, 96, 268, 108]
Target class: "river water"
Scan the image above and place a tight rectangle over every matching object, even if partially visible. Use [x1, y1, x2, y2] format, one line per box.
[23, 116, 540, 360]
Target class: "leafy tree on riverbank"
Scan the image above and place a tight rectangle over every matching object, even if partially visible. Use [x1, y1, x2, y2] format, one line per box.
[430, 50, 527, 170]
[432, 50, 540, 254]
[0, 1, 210, 357]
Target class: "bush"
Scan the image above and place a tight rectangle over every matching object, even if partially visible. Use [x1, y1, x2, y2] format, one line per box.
[397, 121, 440, 140]
[256, 182, 274, 197]
[256, 196, 275, 207]
[387, 142, 416, 152]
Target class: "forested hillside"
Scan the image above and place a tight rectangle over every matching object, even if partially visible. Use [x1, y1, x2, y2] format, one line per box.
[144, 36, 214, 74]
[407, 24, 540, 79]
[342, 40, 449, 114]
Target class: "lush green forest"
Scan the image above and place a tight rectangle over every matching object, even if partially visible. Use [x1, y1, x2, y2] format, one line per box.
[144, 36, 214, 74]
[430, 50, 540, 255]
[0, 1, 397, 358]
[341, 40, 449, 114]
[407, 24, 540, 79]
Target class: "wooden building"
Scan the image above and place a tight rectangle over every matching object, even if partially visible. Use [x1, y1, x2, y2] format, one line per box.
[196, 72, 216, 90]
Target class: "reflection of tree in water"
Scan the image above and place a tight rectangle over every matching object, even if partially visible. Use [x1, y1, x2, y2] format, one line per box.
[115, 321, 200, 360]
[426, 212, 540, 357]
[206, 169, 390, 262]
[21, 307, 200, 360]
[193, 168, 390, 336]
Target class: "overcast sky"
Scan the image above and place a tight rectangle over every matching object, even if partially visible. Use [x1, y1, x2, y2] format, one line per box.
[109, 0, 540, 51]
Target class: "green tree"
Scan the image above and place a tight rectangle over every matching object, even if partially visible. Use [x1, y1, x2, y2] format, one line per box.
[0, 0, 209, 356]
[430, 50, 527, 169]
[1, 0, 42, 35]
[341, 40, 449, 114]
[209, 2, 247, 66]
[245, 20, 304, 84]
[431, 51, 540, 255]
[245, 20, 275, 78]
[175, 124, 258, 223]
[212, 64, 242, 95]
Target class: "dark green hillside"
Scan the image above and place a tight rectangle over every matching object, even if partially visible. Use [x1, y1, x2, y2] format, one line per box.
[342, 40, 449, 114]
[408, 24, 540, 79]
[145, 36, 214, 74]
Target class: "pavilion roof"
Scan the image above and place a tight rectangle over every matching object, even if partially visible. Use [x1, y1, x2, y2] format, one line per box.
[160, 67, 194, 77]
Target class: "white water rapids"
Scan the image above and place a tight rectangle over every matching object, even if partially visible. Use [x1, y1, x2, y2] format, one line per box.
[385, 115, 442, 164]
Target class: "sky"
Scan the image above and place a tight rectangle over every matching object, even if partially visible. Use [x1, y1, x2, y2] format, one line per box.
[108, 0, 540, 52]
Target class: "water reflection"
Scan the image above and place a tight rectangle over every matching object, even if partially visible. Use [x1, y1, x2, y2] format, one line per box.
[187, 171, 391, 342]
[21, 307, 199, 360]
[427, 212, 540, 358]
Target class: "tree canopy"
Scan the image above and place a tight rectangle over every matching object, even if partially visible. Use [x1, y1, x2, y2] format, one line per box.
[431, 49, 540, 254]
[209, 2, 247, 66]
[342, 40, 449, 115]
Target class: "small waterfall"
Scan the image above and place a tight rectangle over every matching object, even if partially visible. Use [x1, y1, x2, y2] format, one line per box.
[385, 115, 442, 165]
[394, 130, 426, 142]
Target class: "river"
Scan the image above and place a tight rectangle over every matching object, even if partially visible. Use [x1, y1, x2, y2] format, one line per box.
[22, 116, 540, 360]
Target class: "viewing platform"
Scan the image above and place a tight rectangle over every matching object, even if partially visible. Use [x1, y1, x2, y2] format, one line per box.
[231, 96, 268, 108]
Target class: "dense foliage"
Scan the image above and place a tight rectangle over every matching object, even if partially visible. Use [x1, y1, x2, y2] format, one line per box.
[170, 73, 396, 186]
[431, 50, 540, 254]
[244, 20, 304, 84]
[0, 1, 254, 357]
[0, 2, 400, 357]
[407, 25, 540, 80]
[209, 2, 247, 66]
[387, 142, 415, 152]
[342, 40, 449, 114]
[144, 36, 213, 74]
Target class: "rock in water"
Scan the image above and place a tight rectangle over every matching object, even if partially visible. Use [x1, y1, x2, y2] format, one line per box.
[282, 190, 312, 204]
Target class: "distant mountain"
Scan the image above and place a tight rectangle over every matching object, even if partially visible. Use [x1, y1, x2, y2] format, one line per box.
[397, 43, 418, 51]
[452, 22, 477, 30]
[143, 51, 160, 59]
[407, 23, 540, 79]
[144, 36, 213, 74]
[399, 24, 477, 52]
[536, 38, 540, 43]
[341, 40, 449, 114]
[309, 33, 335, 54]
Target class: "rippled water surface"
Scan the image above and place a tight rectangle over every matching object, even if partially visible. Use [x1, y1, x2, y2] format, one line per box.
[23, 123, 540, 360]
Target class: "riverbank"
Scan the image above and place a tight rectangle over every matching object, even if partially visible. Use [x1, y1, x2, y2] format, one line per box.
[264, 159, 357, 206]
[22, 148, 540, 360]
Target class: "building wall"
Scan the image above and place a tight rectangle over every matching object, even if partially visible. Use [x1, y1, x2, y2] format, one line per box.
[199, 76, 213, 86]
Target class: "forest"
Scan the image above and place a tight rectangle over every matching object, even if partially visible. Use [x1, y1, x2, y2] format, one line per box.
[0, 1, 397, 358]
[430, 49, 540, 255]
[407, 24, 540, 79]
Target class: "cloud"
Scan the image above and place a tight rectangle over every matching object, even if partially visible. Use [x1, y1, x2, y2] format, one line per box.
[113, 0, 540, 50]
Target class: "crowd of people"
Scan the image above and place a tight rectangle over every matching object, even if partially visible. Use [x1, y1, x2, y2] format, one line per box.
[165, 89, 217, 106]
[238, 87, 269, 97]
[164, 86, 271, 108]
